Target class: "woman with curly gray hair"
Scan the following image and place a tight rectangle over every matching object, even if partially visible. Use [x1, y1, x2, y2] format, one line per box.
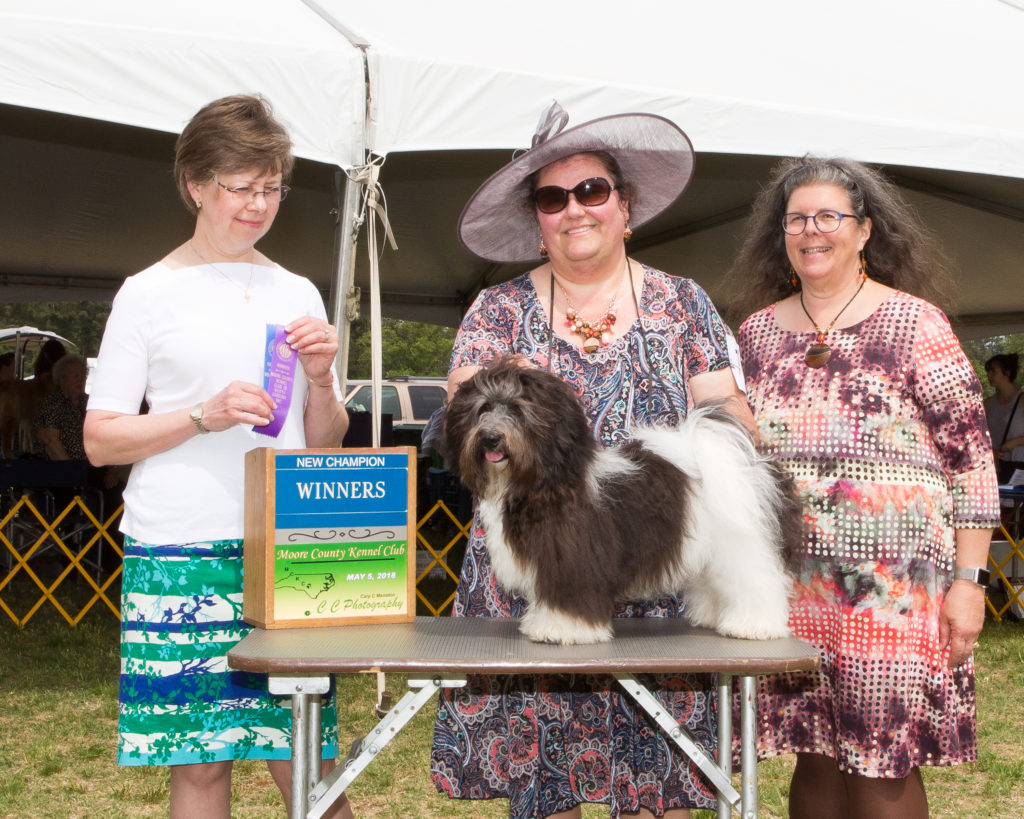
[730, 156, 999, 819]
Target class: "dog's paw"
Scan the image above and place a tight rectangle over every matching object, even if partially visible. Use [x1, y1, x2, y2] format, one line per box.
[520, 604, 613, 645]
[714, 618, 791, 641]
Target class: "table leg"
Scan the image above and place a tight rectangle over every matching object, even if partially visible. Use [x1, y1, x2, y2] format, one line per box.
[614, 673, 740, 810]
[291, 691, 311, 818]
[717, 673, 733, 819]
[306, 676, 467, 819]
[739, 675, 758, 818]
[268, 675, 331, 819]
[308, 695, 323, 798]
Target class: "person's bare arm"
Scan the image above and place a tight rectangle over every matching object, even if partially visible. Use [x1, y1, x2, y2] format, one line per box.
[688, 367, 756, 432]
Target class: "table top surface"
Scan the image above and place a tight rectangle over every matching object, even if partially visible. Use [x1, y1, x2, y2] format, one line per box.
[228, 616, 821, 676]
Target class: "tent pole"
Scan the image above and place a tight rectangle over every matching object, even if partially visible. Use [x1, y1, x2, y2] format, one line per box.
[329, 167, 363, 394]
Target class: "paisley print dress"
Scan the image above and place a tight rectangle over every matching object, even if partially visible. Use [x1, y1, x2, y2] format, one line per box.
[429, 266, 734, 817]
[737, 290, 999, 777]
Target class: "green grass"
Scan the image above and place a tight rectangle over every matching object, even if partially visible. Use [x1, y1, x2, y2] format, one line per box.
[1, 599, 1023, 817]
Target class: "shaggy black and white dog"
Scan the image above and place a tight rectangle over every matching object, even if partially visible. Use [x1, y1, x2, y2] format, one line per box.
[444, 358, 802, 645]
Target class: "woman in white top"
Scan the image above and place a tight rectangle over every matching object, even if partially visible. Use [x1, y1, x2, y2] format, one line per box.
[83, 95, 351, 819]
[985, 353, 1024, 481]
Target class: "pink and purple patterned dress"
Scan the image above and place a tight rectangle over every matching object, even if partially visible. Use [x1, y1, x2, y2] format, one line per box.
[430, 266, 732, 816]
[738, 290, 1000, 777]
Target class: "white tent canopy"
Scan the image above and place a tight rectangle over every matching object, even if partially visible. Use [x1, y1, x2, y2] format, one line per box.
[2, 0, 1024, 337]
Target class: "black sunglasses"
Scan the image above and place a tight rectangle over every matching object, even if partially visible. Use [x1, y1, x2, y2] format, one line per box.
[533, 177, 616, 214]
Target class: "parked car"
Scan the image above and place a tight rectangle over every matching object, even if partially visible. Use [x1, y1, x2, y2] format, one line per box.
[342, 376, 446, 448]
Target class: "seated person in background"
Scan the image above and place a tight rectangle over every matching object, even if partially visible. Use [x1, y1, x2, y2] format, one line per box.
[32, 338, 67, 399]
[4, 339, 67, 457]
[34, 353, 124, 530]
[34, 353, 88, 461]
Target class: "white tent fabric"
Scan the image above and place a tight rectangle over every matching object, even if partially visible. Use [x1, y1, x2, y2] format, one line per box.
[2, 0, 1024, 337]
[1, 2, 365, 166]
[10, 0, 1018, 172]
[360, 1, 1024, 177]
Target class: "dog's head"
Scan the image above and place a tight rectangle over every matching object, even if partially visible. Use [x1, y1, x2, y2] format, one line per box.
[444, 358, 595, 497]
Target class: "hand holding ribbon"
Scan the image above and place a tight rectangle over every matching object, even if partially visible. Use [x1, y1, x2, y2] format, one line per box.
[285, 315, 339, 386]
[201, 380, 276, 431]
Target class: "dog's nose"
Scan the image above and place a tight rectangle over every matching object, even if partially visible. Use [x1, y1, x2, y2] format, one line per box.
[481, 432, 503, 451]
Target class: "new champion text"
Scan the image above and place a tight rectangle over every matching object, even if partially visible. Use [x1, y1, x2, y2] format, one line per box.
[294, 455, 387, 468]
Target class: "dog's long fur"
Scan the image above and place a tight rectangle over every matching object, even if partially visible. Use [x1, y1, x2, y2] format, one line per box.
[444, 358, 802, 645]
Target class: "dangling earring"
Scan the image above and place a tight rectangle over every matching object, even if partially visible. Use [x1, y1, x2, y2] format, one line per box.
[859, 250, 869, 279]
[539, 240, 548, 258]
[623, 225, 633, 243]
[790, 269, 799, 289]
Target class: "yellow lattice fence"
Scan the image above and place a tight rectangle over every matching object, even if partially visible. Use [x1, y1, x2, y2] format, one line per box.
[1, 493, 471, 625]
[987, 518, 1024, 623]
[5, 488, 1023, 626]
[415, 498, 472, 616]
[1, 494, 123, 626]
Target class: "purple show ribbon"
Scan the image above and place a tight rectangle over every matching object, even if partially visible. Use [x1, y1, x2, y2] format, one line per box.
[254, 323, 296, 437]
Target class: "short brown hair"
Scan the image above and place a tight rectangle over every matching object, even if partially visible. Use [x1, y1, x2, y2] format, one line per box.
[174, 94, 294, 214]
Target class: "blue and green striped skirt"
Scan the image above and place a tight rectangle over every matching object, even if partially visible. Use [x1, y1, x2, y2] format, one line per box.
[118, 537, 338, 766]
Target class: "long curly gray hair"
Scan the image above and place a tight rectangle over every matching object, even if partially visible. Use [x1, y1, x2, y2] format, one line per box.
[720, 156, 956, 322]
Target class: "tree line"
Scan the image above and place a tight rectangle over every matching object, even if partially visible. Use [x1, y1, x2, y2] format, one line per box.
[1, 301, 1020, 394]
[0, 303, 456, 380]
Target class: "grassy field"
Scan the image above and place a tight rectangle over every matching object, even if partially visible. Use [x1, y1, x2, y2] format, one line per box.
[1, 593, 1023, 818]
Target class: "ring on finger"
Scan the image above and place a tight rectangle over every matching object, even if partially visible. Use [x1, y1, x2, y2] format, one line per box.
[322, 329, 329, 342]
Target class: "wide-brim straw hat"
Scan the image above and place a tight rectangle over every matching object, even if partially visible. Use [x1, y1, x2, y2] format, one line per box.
[458, 101, 695, 263]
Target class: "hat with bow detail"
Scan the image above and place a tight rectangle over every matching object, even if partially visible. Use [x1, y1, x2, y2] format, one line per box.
[458, 101, 695, 263]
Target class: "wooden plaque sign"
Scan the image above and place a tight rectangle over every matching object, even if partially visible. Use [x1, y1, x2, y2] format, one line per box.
[243, 447, 417, 628]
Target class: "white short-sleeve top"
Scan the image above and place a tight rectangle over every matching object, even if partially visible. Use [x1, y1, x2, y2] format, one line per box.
[88, 261, 341, 543]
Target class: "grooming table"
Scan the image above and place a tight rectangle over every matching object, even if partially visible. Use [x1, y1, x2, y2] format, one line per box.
[228, 616, 819, 819]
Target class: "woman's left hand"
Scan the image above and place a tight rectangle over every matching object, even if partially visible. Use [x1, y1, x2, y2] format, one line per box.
[939, 579, 986, 668]
[942, 527, 993, 668]
[286, 316, 338, 383]
[284, 315, 348, 448]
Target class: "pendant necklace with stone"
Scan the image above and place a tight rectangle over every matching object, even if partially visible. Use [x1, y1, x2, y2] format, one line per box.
[191, 240, 256, 302]
[799, 272, 867, 368]
[554, 262, 628, 353]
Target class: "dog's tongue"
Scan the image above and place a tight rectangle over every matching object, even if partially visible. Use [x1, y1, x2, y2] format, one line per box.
[485, 451, 505, 463]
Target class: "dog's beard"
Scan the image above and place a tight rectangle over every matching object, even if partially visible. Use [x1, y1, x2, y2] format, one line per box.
[456, 407, 550, 500]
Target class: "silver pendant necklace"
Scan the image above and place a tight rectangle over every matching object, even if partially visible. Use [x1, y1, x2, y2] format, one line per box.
[190, 240, 255, 302]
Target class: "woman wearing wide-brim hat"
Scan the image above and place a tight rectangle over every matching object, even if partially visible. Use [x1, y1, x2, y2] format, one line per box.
[430, 102, 753, 819]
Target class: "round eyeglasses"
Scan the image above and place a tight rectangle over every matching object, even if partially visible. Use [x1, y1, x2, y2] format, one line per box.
[533, 177, 615, 214]
[782, 209, 857, 235]
[216, 179, 291, 203]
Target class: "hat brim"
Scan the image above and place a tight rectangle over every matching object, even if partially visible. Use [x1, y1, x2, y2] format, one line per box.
[458, 112, 695, 263]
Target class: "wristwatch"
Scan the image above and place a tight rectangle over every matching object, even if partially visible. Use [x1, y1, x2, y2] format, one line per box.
[954, 567, 991, 587]
[189, 403, 210, 434]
